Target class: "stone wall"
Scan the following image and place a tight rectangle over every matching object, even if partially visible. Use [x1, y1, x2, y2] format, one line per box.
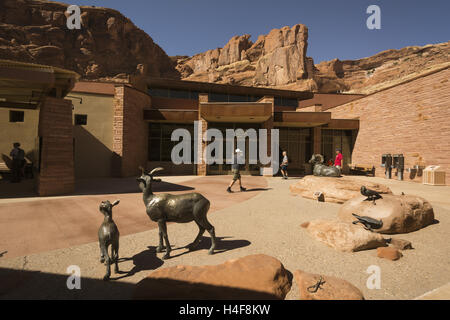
[112, 85, 150, 177]
[37, 97, 74, 195]
[327, 68, 450, 184]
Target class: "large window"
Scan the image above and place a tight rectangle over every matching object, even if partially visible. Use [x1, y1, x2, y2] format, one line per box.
[321, 129, 354, 166]
[208, 93, 262, 103]
[148, 87, 199, 100]
[274, 97, 298, 107]
[277, 127, 312, 169]
[148, 123, 194, 162]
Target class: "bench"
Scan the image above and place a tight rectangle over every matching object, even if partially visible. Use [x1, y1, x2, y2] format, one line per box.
[0, 159, 34, 179]
[349, 163, 375, 176]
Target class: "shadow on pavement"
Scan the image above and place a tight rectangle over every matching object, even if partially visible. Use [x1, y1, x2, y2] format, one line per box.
[0, 266, 283, 299]
[111, 246, 164, 280]
[0, 267, 136, 299]
[169, 236, 251, 259]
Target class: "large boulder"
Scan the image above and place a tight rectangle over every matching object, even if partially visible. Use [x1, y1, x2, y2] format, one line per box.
[338, 194, 435, 234]
[301, 219, 387, 252]
[294, 270, 364, 300]
[290, 176, 392, 204]
[134, 254, 292, 300]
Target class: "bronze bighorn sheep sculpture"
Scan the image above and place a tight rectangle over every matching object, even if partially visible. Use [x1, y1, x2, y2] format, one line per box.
[309, 154, 341, 177]
[98, 199, 120, 281]
[137, 167, 217, 259]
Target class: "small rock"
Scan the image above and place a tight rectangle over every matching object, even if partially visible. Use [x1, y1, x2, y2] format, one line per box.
[377, 247, 403, 261]
[389, 238, 413, 250]
[294, 270, 364, 300]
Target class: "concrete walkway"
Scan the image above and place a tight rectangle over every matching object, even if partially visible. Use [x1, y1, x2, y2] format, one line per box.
[0, 175, 267, 259]
[0, 175, 449, 299]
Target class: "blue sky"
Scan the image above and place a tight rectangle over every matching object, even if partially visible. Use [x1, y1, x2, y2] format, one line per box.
[68, 0, 449, 63]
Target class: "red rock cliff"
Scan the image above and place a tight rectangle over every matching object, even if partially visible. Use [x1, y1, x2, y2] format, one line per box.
[0, 0, 180, 80]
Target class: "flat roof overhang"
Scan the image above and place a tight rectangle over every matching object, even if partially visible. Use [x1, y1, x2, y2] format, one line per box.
[0, 59, 79, 109]
[273, 111, 331, 127]
[200, 102, 272, 123]
[148, 77, 314, 100]
[323, 118, 360, 130]
[144, 109, 199, 123]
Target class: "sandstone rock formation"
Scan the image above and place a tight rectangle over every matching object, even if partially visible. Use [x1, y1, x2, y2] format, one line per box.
[176, 24, 309, 87]
[289, 175, 392, 204]
[176, 21, 450, 94]
[294, 270, 364, 300]
[301, 219, 387, 252]
[338, 194, 435, 234]
[134, 254, 292, 299]
[377, 247, 403, 261]
[0, 0, 179, 80]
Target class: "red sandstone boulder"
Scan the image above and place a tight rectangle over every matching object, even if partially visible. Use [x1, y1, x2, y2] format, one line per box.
[134, 254, 292, 300]
[290, 176, 392, 204]
[377, 247, 403, 261]
[294, 270, 364, 300]
[338, 194, 435, 234]
[301, 219, 387, 252]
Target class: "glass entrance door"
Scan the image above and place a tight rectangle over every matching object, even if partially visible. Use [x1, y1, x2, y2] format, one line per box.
[207, 122, 261, 175]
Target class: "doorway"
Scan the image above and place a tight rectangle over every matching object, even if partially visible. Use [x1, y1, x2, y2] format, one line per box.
[207, 122, 261, 175]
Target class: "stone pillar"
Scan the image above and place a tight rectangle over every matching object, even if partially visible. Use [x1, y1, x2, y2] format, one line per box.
[37, 97, 74, 196]
[197, 93, 208, 176]
[260, 96, 274, 176]
[112, 85, 150, 177]
[313, 127, 322, 154]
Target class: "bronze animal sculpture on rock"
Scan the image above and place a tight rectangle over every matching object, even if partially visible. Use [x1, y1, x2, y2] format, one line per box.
[352, 213, 383, 231]
[137, 167, 217, 259]
[98, 200, 120, 281]
[309, 154, 341, 177]
[360, 186, 383, 204]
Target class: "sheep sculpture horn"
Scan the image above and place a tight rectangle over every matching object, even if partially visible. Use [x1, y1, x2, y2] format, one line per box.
[149, 167, 164, 176]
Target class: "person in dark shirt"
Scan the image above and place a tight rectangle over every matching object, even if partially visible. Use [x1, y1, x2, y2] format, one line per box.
[226, 148, 246, 193]
[10, 142, 25, 183]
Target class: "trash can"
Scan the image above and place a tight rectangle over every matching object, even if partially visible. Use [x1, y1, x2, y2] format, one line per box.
[422, 166, 446, 186]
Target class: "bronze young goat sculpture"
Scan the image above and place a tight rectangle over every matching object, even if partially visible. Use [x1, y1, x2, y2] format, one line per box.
[309, 154, 341, 177]
[98, 200, 120, 281]
[137, 167, 217, 259]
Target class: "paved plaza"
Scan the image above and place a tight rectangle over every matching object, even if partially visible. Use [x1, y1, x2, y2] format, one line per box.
[0, 175, 449, 299]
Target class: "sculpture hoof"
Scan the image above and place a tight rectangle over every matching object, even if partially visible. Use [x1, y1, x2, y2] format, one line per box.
[156, 246, 166, 253]
[162, 254, 170, 260]
[208, 250, 214, 255]
[99, 257, 105, 263]
[103, 275, 110, 281]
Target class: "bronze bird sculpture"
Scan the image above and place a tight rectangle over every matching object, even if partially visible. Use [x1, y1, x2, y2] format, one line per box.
[360, 186, 383, 204]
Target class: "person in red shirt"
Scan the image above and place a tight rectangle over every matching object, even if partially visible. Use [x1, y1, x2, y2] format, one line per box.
[334, 149, 343, 171]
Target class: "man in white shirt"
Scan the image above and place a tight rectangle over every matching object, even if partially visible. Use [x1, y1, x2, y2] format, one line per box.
[280, 151, 289, 179]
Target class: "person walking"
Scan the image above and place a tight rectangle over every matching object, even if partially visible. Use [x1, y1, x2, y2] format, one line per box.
[227, 148, 246, 193]
[280, 151, 289, 179]
[10, 142, 25, 183]
[334, 149, 343, 171]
